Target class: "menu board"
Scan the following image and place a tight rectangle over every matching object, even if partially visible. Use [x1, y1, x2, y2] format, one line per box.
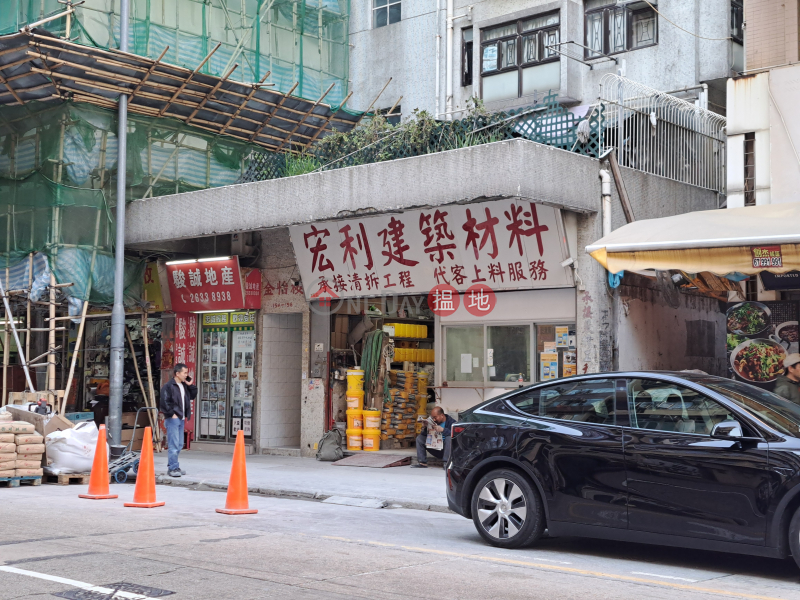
[725, 300, 798, 389]
[231, 329, 256, 438]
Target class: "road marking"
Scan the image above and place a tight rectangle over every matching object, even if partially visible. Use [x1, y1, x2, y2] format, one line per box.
[319, 536, 786, 600]
[0, 566, 158, 599]
[632, 572, 699, 582]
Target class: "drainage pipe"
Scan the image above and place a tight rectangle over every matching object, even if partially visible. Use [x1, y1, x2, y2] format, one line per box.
[599, 169, 612, 238]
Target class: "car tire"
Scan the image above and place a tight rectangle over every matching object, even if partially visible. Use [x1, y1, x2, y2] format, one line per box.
[470, 468, 544, 549]
[789, 505, 800, 569]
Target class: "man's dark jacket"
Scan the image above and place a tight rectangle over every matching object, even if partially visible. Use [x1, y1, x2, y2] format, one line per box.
[159, 379, 198, 419]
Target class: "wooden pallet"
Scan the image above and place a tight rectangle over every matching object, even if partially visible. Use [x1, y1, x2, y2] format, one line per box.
[0, 476, 42, 488]
[44, 473, 91, 486]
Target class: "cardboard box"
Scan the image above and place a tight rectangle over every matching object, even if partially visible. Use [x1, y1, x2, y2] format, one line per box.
[120, 427, 145, 443]
[65, 412, 94, 423]
[335, 315, 349, 334]
[5, 406, 74, 438]
[121, 412, 151, 427]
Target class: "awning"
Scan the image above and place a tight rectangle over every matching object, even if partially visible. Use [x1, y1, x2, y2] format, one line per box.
[586, 203, 800, 275]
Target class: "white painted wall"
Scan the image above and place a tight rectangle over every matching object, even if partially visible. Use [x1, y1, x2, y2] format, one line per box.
[259, 314, 303, 448]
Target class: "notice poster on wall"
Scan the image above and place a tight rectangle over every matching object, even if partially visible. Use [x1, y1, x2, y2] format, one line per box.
[231, 328, 256, 438]
[555, 326, 569, 348]
[540, 352, 559, 381]
[563, 351, 577, 377]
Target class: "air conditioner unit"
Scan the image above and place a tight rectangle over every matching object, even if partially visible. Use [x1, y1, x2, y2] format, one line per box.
[231, 232, 256, 257]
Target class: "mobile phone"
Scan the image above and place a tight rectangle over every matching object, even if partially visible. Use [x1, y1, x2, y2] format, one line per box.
[186, 375, 192, 383]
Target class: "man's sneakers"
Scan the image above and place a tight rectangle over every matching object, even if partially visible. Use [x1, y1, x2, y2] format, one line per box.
[180, 469, 186, 475]
[168, 470, 181, 477]
[411, 463, 428, 468]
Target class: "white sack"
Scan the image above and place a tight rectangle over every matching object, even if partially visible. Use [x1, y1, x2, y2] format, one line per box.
[44, 421, 99, 475]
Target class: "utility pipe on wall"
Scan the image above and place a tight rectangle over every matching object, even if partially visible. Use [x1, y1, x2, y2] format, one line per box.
[445, 0, 454, 117]
[108, 0, 130, 447]
[599, 169, 612, 238]
[435, 0, 441, 117]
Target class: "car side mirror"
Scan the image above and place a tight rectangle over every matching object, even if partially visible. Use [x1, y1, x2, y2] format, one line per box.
[711, 421, 743, 439]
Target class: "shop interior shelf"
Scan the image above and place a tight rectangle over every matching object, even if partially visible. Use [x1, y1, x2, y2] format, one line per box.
[391, 361, 434, 364]
[389, 337, 433, 342]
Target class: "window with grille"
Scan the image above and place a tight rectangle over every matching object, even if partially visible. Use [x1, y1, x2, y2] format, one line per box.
[480, 12, 560, 103]
[744, 132, 755, 207]
[374, 0, 401, 28]
[584, 1, 657, 58]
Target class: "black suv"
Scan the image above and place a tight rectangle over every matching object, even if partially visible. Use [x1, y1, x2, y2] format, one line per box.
[446, 372, 800, 569]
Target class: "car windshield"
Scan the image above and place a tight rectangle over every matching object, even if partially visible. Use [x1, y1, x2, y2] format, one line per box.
[704, 380, 800, 437]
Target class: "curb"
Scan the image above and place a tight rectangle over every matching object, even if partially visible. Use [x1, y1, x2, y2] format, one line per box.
[154, 475, 453, 514]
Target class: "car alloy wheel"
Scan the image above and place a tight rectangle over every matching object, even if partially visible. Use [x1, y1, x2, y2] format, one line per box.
[476, 477, 528, 540]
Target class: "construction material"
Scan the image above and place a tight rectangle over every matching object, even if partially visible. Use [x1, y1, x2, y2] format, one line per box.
[45, 421, 97, 475]
[346, 409, 363, 430]
[124, 426, 164, 508]
[346, 368, 364, 391]
[362, 429, 380, 451]
[345, 429, 363, 451]
[216, 429, 258, 515]
[78, 424, 117, 500]
[362, 409, 381, 430]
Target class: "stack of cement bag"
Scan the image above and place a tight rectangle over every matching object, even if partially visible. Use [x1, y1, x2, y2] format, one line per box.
[0, 413, 44, 478]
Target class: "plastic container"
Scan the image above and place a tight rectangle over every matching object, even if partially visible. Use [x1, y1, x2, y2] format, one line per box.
[346, 409, 363, 430]
[346, 429, 363, 451]
[362, 428, 380, 451]
[362, 409, 381, 430]
[418, 324, 427, 338]
[395, 348, 406, 362]
[346, 368, 365, 391]
[346, 389, 364, 409]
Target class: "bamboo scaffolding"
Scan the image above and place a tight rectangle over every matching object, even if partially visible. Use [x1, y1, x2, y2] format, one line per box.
[125, 324, 159, 451]
[140, 305, 161, 447]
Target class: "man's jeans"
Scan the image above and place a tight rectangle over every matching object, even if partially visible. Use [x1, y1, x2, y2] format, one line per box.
[165, 417, 184, 472]
[415, 433, 451, 465]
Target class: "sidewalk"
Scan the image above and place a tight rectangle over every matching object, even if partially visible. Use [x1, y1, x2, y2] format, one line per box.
[153, 450, 450, 512]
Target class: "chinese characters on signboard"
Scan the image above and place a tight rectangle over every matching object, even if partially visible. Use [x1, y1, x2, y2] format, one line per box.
[289, 200, 571, 300]
[243, 268, 262, 310]
[166, 257, 246, 311]
[751, 246, 783, 269]
[173, 312, 197, 432]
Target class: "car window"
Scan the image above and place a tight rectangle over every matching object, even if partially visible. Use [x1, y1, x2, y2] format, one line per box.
[628, 378, 735, 435]
[703, 380, 800, 437]
[510, 379, 617, 425]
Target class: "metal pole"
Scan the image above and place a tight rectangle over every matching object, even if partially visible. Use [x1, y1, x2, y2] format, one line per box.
[108, 0, 130, 447]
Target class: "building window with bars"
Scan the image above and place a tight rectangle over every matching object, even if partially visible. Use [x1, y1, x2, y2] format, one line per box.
[744, 132, 756, 206]
[374, 0, 401, 28]
[731, 0, 743, 44]
[480, 12, 560, 103]
[584, 1, 657, 58]
[462, 28, 474, 87]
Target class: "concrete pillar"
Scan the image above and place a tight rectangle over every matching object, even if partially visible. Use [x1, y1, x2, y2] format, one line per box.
[575, 212, 615, 375]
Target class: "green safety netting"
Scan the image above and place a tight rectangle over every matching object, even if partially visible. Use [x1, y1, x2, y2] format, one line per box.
[0, 100, 269, 206]
[2, 0, 350, 105]
[0, 172, 144, 304]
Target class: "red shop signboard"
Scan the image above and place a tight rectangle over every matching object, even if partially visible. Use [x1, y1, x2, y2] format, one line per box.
[173, 312, 198, 433]
[166, 257, 246, 312]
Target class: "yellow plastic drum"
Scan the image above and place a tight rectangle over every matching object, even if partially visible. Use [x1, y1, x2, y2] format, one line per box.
[347, 369, 365, 391]
[346, 409, 363, 430]
[346, 389, 364, 409]
[362, 428, 381, 451]
[362, 409, 381, 430]
[346, 429, 363, 451]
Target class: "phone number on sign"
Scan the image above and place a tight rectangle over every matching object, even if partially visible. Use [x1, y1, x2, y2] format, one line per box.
[189, 291, 233, 303]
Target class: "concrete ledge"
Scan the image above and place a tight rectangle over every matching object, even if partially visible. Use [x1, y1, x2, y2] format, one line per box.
[154, 474, 453, 513]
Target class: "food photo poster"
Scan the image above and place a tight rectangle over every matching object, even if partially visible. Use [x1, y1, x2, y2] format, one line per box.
[724, 301, 799, 390]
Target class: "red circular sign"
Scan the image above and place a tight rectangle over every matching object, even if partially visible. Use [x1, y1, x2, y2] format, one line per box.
[464, 284, 497, 317]
[428, 284, 460, 317]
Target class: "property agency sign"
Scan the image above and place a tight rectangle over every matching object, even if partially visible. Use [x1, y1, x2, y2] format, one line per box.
[289, 200, 572, 300]
[166, 257, 247, 312]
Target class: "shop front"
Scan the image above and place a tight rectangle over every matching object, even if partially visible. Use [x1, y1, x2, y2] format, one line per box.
[164, 256, 260, 450]
[288, 198, 580, 437]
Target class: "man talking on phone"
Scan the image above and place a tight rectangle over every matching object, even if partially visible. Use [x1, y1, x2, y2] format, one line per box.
[159, 363, 197, 478]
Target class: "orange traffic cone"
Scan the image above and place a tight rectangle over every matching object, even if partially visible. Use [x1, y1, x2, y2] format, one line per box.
[216, 430, 257, 515]
[124, 427, 165, 508]
[79, 424, 118, 500]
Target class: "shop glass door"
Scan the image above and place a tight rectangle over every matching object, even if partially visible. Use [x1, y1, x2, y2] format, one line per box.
[198, 312, 255, 442]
